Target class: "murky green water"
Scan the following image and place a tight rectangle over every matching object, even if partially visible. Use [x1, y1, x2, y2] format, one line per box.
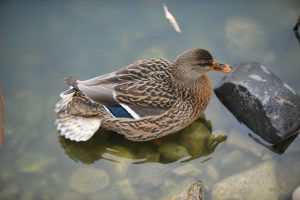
[1, 1, 300, 199]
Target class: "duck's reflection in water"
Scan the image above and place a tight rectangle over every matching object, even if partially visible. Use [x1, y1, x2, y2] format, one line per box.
[59, 115, 226, 164]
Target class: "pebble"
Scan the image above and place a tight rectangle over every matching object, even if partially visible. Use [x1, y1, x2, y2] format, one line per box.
[68, 167, 110, 194]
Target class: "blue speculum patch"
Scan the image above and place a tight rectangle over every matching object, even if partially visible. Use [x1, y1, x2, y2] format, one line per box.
[105, 104, 134, 118]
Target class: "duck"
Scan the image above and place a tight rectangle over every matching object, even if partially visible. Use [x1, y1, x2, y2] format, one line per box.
[55, 48, 231, 142]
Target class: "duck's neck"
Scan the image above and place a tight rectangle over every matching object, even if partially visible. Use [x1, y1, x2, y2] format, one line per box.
[171, 62, 211, 98]
[176, 73, 211, 98]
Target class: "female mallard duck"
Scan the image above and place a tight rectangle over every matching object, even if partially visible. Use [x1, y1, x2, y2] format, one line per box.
[55, 49, 231, 142]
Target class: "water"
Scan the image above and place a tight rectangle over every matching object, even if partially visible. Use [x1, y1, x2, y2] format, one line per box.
[0, 0, 300, 199]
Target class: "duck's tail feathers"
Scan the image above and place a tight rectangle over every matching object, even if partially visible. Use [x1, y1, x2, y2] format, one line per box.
[55, 92, 101, 142]
[56, 112, 101, 142]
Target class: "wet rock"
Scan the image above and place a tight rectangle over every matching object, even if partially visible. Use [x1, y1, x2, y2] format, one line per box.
[16, 152, 57, 173]
[211, 161, 278, 200]
[179, 122, 211, 156]
[215, 62, 300, 144]
[158, 142, 190, 162]
[293, 186, 300, 200]
[68, 167, 110, 194]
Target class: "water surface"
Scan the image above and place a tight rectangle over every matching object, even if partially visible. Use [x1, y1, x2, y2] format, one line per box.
[0, 1, 300, 199]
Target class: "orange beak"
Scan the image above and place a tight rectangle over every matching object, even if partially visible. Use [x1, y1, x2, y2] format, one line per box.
[210, 61, 232, 73]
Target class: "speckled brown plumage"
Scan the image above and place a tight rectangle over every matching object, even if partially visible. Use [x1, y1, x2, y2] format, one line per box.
[55, 48, 231, 142]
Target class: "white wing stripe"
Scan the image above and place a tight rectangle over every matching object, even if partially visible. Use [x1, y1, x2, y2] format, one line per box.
[120, 103, 141, 119]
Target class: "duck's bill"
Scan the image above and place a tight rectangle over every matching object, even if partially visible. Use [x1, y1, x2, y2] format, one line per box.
[210, 61, 232, 73]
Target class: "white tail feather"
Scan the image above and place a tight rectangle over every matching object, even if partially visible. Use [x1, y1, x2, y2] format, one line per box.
[55, 92, 101, 142]
[57, 113, 101, 141]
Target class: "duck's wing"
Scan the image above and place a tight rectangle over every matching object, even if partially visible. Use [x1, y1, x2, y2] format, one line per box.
[74, 58, 176, 118]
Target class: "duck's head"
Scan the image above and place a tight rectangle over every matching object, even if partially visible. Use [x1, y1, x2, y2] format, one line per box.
[173, 49, 231, 83]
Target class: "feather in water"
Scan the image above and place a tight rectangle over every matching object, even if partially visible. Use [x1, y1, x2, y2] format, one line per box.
[163, 3, 182, 33]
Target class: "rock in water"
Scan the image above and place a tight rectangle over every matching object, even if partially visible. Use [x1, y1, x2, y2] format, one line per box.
[293, 186, 300, 200]
[215, 62, 300, 144]
[211, 161, 278, 200]
[68, 167, 110, 194]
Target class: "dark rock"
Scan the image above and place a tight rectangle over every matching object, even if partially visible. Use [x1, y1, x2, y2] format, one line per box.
[214, 62, 300, 144]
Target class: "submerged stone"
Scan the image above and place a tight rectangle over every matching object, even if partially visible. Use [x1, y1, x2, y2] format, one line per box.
[16, 152, 57, 173]
[215, 62, 300, 144]
[128, 163, 170, 188]
[179, 122, 211, 156]
[68, 167, 110, 194]
[293, 186, 300, 200]
[211, 161, 278, 200]
[158, 142, 190, 162]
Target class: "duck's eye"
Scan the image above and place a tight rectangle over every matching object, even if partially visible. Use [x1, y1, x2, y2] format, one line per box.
[193, 62, 211, 67]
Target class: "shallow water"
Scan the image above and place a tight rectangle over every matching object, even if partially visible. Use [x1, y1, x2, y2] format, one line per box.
[0, 1, 300, 199]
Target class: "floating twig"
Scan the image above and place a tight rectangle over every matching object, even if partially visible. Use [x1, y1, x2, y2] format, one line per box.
[163, 3, 182, 33]
[0, 86, 4, 144]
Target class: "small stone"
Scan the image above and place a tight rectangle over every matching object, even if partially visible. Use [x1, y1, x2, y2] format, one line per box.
[179, 122, 211, 156]
[16, 152, 57, 173]
[158, 142, 190, 162]
[293, 186, 300, 200]
[68, 167, 110, 194]
[215, 62, 300, 144]
[117, 179, 138, 200]
[172, 163, 202, 177]
[211, 161, 279, 200]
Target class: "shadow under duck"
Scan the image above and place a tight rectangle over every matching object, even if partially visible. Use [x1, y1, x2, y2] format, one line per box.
[55, 49, 231, 141]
